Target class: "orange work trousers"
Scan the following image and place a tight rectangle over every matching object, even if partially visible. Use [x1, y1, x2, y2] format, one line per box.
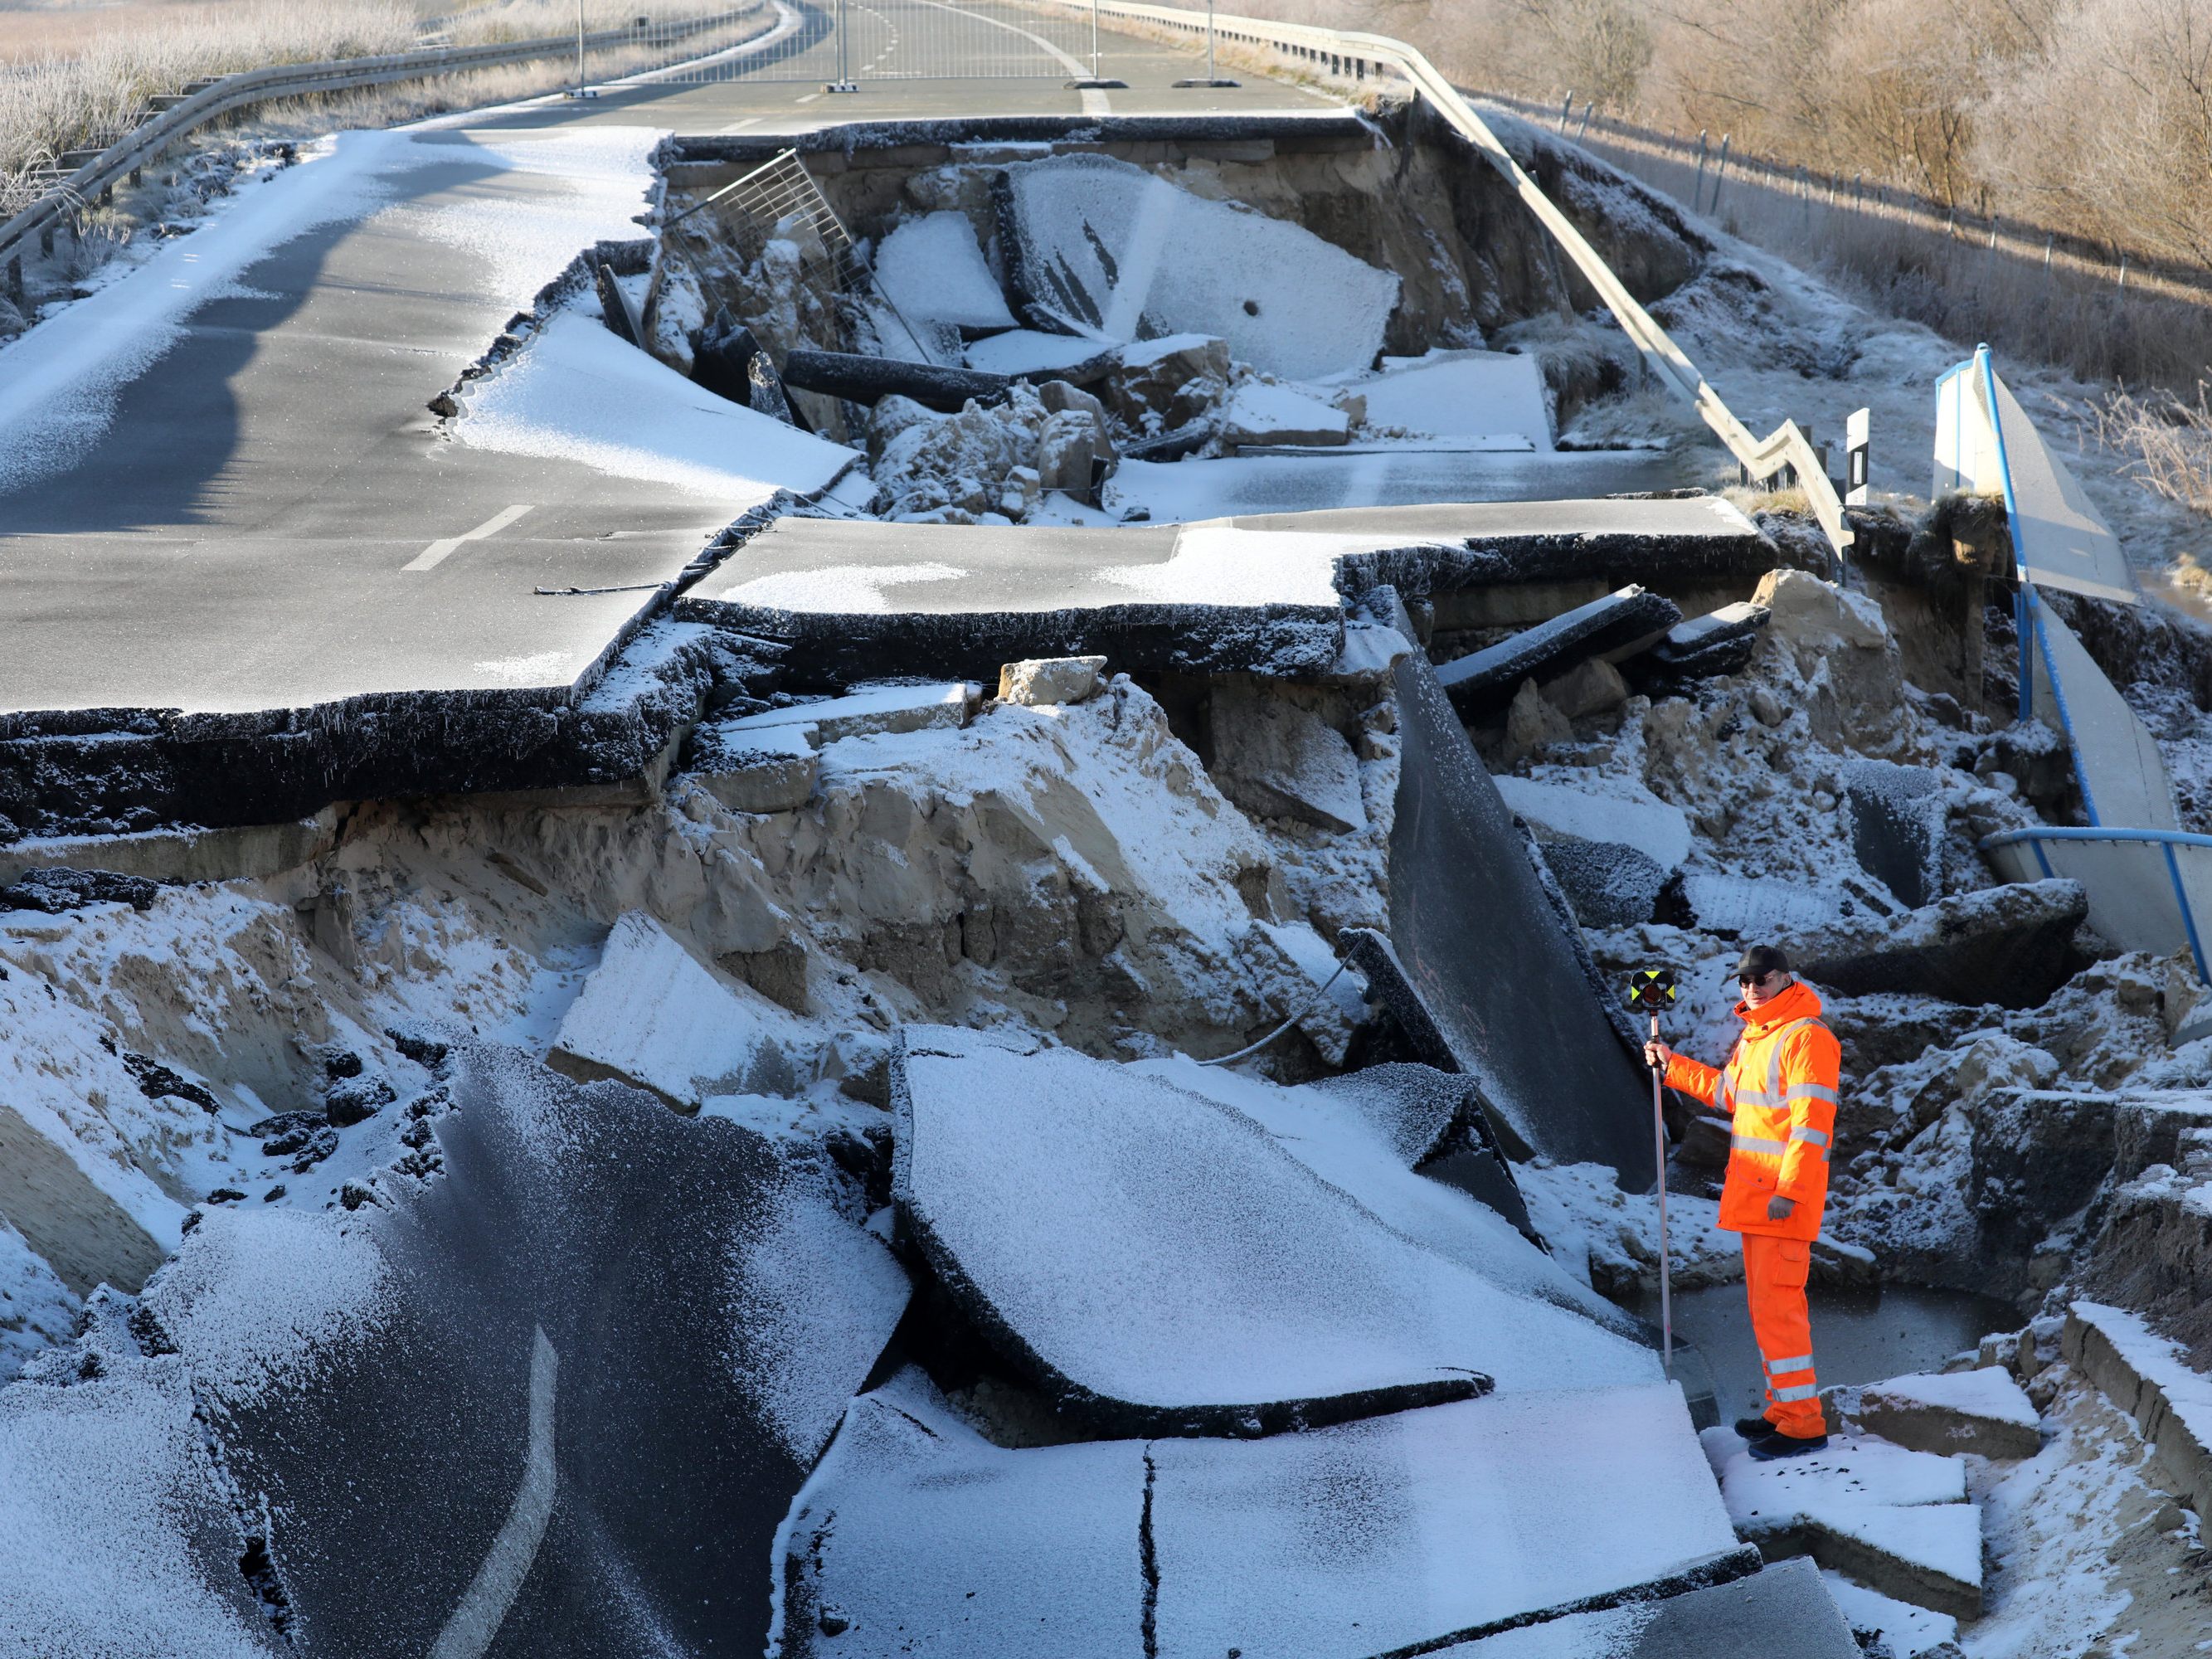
[1742, 1233, 1825, 1438]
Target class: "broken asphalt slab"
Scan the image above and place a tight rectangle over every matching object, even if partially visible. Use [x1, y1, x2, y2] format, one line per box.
[780, 1368, 1757, 1659]
[1347, 597, 1656, 1180]
[891, 1027, 1661, 1438]
[675, 498, 1771, 687]
[1435, 586, 1683, 717]
[19, 1044, 912, 1657]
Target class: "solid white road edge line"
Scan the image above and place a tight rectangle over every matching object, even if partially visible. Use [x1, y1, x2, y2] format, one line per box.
[405, 504, 533, 572]
[428, 1326, 561, 1659]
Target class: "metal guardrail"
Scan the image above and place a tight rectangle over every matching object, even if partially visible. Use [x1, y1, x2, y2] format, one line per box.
[0, 7, 769, 275]
[1017, 0, 1853, 557]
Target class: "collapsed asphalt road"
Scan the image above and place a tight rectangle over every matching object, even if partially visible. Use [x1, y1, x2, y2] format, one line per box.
[127, 1046, 908, 1657]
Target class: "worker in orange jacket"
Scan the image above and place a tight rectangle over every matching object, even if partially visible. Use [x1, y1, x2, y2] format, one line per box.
[1644, 943, 1840, 1462]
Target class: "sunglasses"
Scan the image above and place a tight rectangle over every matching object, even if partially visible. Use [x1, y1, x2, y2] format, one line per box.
[1737, 971, 1783, 988]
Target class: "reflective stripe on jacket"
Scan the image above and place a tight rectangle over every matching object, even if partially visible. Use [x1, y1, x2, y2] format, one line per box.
[1661, 979, 1840, 1240]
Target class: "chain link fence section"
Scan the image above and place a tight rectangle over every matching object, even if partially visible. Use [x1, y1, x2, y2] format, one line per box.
[673, 147, 934, 357]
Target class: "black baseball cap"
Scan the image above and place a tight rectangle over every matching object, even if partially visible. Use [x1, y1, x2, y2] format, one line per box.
[1734, 944, 1791, 980]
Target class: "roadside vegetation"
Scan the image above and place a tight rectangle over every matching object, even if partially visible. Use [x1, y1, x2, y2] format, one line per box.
[0, 0, 747, 205]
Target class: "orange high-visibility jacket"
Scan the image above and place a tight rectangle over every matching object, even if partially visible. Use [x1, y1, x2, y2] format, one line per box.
[1662, 979, 1841, 1242]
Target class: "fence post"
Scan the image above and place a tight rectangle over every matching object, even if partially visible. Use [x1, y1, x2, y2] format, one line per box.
[1558, 91, 1574, 134]
[1576, 100, 1593, 140]
[2117, 254, 2128, 295]
[1845, 406, 1870, 507]
[2043, 233, 2054, 274]
[1691, 129, 1709, 213]
[1709, 134, 1730, 212]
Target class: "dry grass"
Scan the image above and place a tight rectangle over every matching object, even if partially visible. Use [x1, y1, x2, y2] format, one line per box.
[0, 0, 743, 200]
[2092, 387, 2212, 518]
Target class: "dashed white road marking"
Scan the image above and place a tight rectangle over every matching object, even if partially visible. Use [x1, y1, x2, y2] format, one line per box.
[718, 115, 764, 134]
[429, 1326, 560, 1659]
[404, 504, 532, 572]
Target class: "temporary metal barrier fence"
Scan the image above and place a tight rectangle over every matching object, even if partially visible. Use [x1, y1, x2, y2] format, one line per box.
[637, 0, 1107, 84]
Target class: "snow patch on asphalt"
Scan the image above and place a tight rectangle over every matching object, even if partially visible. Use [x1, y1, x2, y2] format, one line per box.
[452, 309, 857, 503]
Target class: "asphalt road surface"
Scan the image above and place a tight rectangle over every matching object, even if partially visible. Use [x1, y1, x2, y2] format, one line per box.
[0, 3, 1336, 722]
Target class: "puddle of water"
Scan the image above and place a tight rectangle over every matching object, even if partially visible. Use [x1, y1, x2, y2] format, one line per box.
[1626, 1280, 2021, 1418]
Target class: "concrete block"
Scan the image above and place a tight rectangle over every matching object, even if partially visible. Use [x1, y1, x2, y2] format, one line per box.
[1856, 1369, 2043, 1460]
[2064, 1301, 2212, 1519]
[996, 655, 1107, 706]
[688, 722, 819, 813]
[1218, 381, 1351, 448]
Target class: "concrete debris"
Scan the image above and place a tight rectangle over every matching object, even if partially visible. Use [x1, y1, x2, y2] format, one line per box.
[548, 911, 822, 1107]
[783, 1370, 1754, 1659]
[1305, 1062, 1534, 1235]
[1095, 333, 1231, 434]
[873, 209, 1018, 333]
[1852, 1368, 2043, 1460]
[782, 347, 1012, 412]
[777, 1370, 1145, 1657]
[1437, 585, 1683, 716]
[1354, 348, 1554, 450]
[1494, 776, 1693, 873]
[1753, 569, 1906, 752]
[1541, 654, 1630, 720]
[868, 382, 1114, 522]
[687, 720, 819, 813]
[2063, 1301, 2212, 1520]
[963, 327, 1117, 382]
[996, 655, 1106, 707]
[995, 153, 1398, 381]
[595, 259, 643, 346]
[693, 311, 806, 426]
[1207, 679, 1367, 833]
[1787, 878, 2088, 1008]
[1145, 1386, 1753, 1657]
[1538, 839, 1670, 928]
[1121, 419, 1215, 462]
[1503, 675, 1574, 766]
[1218, 379, 1351, 449]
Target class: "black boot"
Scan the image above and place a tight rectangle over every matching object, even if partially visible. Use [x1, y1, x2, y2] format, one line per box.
[1733, 1414, 1774, 1439]
[1747, 1429, 1830, 1462]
